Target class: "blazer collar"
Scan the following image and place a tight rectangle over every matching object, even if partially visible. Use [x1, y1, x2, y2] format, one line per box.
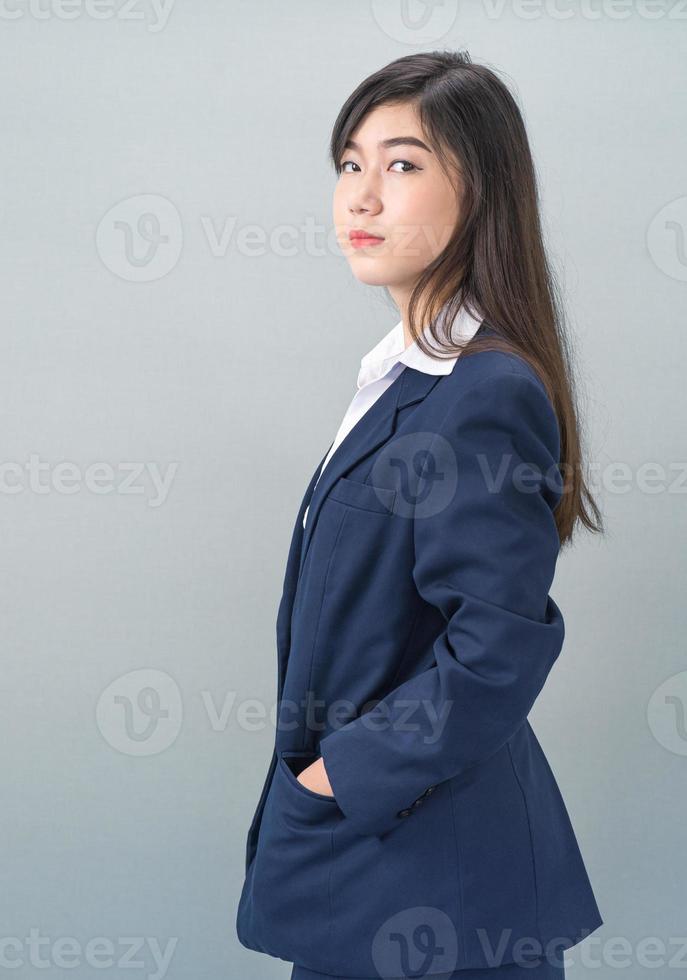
[278, 359, 478, 701]
[358, 301, 483, 387]
[298, 307, 487, 572]
[297, 364, 443, 578]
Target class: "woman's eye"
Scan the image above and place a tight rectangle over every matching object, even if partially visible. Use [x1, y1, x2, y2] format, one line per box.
[389, 159, 418, 173]
[339, 159, 420, 174]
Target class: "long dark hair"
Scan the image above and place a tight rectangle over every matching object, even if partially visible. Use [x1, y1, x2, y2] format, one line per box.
[329, 50, 602, 548]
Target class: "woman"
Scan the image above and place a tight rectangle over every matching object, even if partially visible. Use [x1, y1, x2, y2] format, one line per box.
[236, 50, 604, 980]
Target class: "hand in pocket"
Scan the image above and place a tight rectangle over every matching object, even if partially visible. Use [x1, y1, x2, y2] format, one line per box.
[296, 755, 336, 799]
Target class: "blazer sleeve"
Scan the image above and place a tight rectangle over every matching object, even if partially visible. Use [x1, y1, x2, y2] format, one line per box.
[318, 367, 566, 839]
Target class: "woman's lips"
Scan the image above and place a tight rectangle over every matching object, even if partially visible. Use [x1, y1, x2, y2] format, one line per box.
[349, 231, 386, 249]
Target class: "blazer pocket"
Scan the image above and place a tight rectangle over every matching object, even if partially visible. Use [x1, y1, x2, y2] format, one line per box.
[244, 749, 341, 964]
[328, 476, 396, 516]
[279, 751, 342, 807]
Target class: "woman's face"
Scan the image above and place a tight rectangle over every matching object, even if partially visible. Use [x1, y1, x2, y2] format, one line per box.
[332, 101, 461, 306]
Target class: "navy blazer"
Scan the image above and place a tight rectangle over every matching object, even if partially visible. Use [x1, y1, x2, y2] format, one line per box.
[236, 330, 603, 977]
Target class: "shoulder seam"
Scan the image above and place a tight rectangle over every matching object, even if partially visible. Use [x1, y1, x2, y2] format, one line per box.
[439, 362, 550, 434]
[431, 364, 560, 469]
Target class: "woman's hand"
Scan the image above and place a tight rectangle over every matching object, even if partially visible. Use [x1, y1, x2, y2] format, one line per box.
[297, 755, 335, 797]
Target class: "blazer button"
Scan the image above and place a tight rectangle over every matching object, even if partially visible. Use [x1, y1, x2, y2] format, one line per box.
[397, 808, 412, 818]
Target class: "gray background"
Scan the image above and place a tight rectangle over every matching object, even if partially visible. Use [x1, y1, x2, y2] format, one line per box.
[1, 2, 685, 978]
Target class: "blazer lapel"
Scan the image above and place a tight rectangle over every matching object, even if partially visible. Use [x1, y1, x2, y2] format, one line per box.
[276, 320, 493, 702]
[275, 442, 333, 686]
[297, 365, 444, 579]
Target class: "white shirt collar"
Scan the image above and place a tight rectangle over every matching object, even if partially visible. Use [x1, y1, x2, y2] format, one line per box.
[357, 302, 483, 390]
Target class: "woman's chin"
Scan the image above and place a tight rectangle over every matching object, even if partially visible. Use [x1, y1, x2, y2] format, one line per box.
[350, 272, 389, 287]
[346, 262, 401, 287]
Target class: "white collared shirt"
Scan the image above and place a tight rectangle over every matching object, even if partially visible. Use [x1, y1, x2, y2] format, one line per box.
[302, 303, 483, 529]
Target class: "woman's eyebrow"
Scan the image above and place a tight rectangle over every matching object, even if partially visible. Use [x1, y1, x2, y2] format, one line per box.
[344, 136, 433, 154]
